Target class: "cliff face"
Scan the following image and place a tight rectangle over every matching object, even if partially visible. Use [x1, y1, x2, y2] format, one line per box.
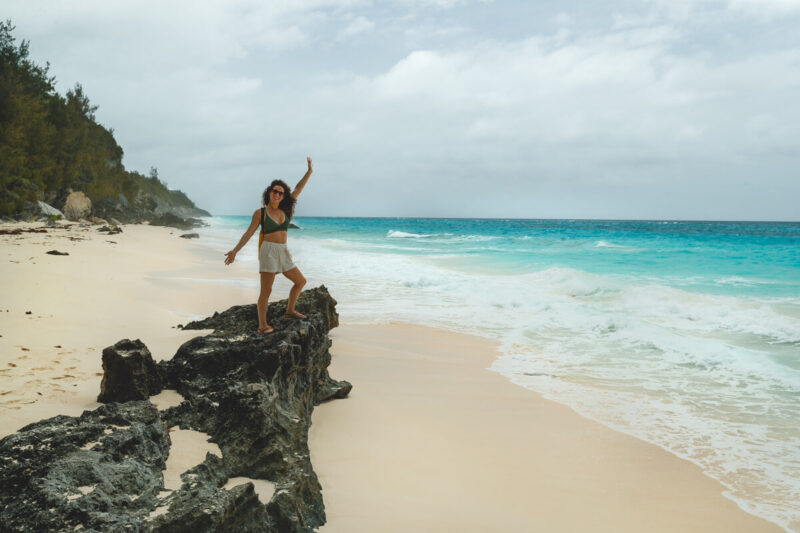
[91, 190, 211, 227]
[0, 287, 351, 532]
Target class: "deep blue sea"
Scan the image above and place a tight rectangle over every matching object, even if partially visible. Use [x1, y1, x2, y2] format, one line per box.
[199, 216, 800, 531]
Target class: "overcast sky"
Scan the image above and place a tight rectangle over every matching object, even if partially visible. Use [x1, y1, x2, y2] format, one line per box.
[6, 0, 800, 220]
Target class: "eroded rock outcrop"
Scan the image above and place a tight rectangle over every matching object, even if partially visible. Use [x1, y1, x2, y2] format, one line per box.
[98, 338, 164, 403]
[0, 286, 351, 532]
[37, 201, 64, 218]
[149, 212, 205, 231]
[98, 224, 123, 234]
[0, 402, 170, 532]
[62, 190, 92, 221]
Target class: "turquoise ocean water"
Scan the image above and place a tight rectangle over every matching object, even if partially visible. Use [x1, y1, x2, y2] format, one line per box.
[198, 216, 800, 531]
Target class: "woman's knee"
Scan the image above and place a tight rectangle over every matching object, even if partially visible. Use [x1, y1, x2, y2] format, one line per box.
[296, 275, 306, 288]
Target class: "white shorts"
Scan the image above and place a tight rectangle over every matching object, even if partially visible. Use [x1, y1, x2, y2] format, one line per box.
[259, 241, 296, 273]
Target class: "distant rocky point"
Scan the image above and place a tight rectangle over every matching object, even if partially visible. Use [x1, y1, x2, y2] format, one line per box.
[0, 286, 351, 532]
[15, 188, 210, 230]
[23, 189, 211, 230]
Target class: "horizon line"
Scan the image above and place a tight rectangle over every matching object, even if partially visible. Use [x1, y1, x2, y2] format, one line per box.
[209, 214, 800, 224]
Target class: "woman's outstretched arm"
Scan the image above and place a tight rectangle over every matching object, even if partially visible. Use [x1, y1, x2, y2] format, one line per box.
[224, 209, 260, 265]
[292, 157, 313, 200]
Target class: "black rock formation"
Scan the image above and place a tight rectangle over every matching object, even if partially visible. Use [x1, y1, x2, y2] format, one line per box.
[149, 213, 205, 231]
[98, 339, 164, 403]
[0, 401, 171, 532]
[98, 225, 123, 234]
[0, 286, 351, 532]
[179, 233, 199, 239]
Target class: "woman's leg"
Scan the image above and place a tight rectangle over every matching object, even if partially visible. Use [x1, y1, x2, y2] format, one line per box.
[282, 267, 307, 318]
[258, 272, 277, 332]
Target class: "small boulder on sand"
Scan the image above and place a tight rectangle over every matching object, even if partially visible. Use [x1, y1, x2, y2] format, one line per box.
[98, 225, 123, 235]
[37, 201, 64, 219]
[62, 191, 92, 221]
[97, 339, 163, 403]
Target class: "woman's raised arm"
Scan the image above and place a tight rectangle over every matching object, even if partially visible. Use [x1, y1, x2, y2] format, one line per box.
[292, 157, 313, 200]
[224, 209, 261, 265]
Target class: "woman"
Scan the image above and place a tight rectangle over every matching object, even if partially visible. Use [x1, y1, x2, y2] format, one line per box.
[224, 157, 313, 333]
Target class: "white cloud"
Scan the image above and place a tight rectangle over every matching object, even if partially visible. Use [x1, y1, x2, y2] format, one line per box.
[298, 22, 800, 218]
[729, 0, 800, 15]
[338, 15, 375, 39]
[4, 0, 800, 219]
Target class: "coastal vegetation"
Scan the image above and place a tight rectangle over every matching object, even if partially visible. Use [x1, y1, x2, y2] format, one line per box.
[0, 20, 205, 221]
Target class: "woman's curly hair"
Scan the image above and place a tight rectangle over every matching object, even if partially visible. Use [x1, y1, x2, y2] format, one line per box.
[262, 179, 295, 220]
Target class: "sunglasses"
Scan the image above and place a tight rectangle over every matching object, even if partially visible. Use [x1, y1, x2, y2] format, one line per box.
[270, 189, 285, 197]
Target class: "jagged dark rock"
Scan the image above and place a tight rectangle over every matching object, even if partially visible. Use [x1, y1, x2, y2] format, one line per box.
[161, 286, 351, 530]
[180, 232, 199, 239]
[149, 212, 205, 230]
[0, 402, 171, 532]
[98, 339, 164, 403]
[98, 225, 123, 234]
[182, 285, 340, 335]
[1, 286, 351, 532]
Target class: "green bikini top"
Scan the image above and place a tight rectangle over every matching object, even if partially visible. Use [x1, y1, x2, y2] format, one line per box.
[261, 207, 290, 234]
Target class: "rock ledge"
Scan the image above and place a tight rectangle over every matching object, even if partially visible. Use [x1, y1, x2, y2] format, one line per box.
[0, 286, 351, 532]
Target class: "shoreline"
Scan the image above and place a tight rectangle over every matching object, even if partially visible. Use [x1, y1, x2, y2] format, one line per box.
[309, 323, 783, 532]
[0, 219, 787, 531]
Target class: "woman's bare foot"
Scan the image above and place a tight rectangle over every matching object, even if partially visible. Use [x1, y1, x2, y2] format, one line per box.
[283, 310, 306, 319]
[258, 325, 274, 333]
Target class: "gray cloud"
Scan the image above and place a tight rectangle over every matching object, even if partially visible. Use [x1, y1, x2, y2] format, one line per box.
[6, 0, 800, 220]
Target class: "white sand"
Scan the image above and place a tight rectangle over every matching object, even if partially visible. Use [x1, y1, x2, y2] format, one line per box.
[309, 324, 782, 532]
[150, 389, 186, 411]
[224, 477, 277, 504]
[0, 221, 255, 435]
[163, 428, 221, 490]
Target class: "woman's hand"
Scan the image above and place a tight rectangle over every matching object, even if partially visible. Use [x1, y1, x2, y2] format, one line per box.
[224, 250, 236, 265]
[307, 156, 313, 174]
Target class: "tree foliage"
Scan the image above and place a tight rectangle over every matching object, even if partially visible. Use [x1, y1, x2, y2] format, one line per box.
[0, 20, 197, 217]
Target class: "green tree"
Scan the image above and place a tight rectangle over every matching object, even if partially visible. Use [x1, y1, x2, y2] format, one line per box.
[0, 20, 203, 218]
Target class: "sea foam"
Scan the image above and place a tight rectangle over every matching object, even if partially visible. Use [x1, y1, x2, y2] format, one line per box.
[199, 216, 800, 531]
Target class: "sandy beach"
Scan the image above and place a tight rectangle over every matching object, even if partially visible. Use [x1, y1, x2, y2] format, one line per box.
[0, 221, 252, 434]
[309, 325, 782, 532]
[0, 220, 783, 531]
